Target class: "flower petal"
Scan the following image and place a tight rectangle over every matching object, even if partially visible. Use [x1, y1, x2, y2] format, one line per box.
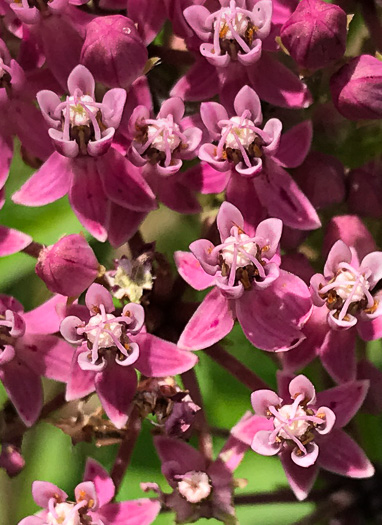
[174, 251, 215, 291]
[280, 449, 318, 501]
[83, 458, 115, 507]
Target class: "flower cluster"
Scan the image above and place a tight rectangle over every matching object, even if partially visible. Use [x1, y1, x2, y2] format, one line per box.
[0, 0, 381, 523]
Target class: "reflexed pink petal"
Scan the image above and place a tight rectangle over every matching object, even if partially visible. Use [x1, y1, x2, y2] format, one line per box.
[170, 58, 219, 102]
[252, 430, 281, 456]
[315, 380, 369, 428]
[75, 481, 98, 510]
[289, 375, 316, 404]
[177, 288, 234, 350]
[255, 161, 321, 230]
[154, 436, 206, 478]
[189, 239, 219, 275]
[314, 406, 336, 435]
[236, 271, 312, 352]
[0, 360, 42, 426]
[17, 334, 74, 383]
[102, 89, 127, 129]
[174, 251, 215, 291]
[69, 158, 107, 242]
[251, 390, 282, 416]
[84, 459, 115, 507]
[98, 150, 156, 212]
[134, 333, 198, 376]
[323, 215, 376, 262]
[65, 348, 96, 401]
[273, 121, 313, 168]
[255, 218, 283, 259]
[0, 226, 31, 256]
[12, 152, 71, 206]
[32, 480, 67, 508]
[249, 53, 312, 109]
[198, 143, 230, 172]
[360, 251, 382, 289]
[98, 499, 161, 525]
[158, 97, 184, 122]
[280, 449, 318, 501]
[291, 442, 318, 468]
[23, 294, 66, 335]
[95, 364, 137, 428]
[317, 429, 374, 478]
[318, 326, 357, 383]
[262, 118, 282, 155]
[183, 5, 211, 41]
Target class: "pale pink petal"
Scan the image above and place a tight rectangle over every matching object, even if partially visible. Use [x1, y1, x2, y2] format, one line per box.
[360, 251, 382, 289]
[174, 251, 215, 291]
[252, 430, 281, 456]
[177, 288, 234, 350]
[183, 5, 211, 41]
[95, 364, 137, 428]
[67, 64, 95, 97]
[217, 201, 245, 240]
[32, 480, 67, 508]
[251, 390, 282, 416]
[158, 97, 184, 122]
[200, 101, 228, 140]
[85, 283, 114, 313]
[255, 218, 283, 259]
[324, 240, 352, 277]
[133, 333, 198, 376]
[289, 375, 316, 404]
[291, 442, 318, 468]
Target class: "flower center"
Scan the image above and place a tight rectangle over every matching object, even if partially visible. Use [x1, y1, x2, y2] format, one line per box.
[46, 502, 81, 525]
[177, 471, 212, 504]
[209, 1, 256, 58]
[318, 264, 375, 321]
[85, 313, 122, 349]
[221, 233, 258, 268]
[275, 405, 311, 439]
[146, 118, 181, 153]
[62, 95, 99, 128]
[217, 113, 263, 168]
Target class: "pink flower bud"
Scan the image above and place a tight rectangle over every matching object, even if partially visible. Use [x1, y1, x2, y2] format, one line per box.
[330, 54, 382, 120]
[80, 15, 148, 88]
[280, 0, 347, 70]
[36, 234, 99, 297]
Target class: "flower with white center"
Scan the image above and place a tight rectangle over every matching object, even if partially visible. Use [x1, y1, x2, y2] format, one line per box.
[275, 404, 311, 440]
[177, 471, 212, 504]
[46, 502, 81, 525]
[221, 116, 257, 150]
[215, 8, 249, 40]
[146, 117, 182, 153]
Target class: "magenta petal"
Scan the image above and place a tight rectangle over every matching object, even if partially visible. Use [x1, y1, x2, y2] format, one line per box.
[127, 0, 166, 44]
[23, 294, 66, 335]
[95, 363, 137, 428]
[17, 334, 74, 383]
[105, 203, 147, 248]
[170, 58, 219, 102]
[280, 449, 318, 501]
[134, 333, 198, 376]
[249, 53, 312, 109]
[236, 271, 312, 352]
[0, 226, 32, 256]
[154, 435, 206, 477]
[174, 251, 215, 291]
[317, 429, 374, 478]
[273, 121, 313, 168]
[177, 288, 234, 350]
[69, 158, 108, 242]
[98, 149, 156, 212]
[183, 163, 230, 195]
[84, 459, 115, 507]
[12, 152, 71, 206]
[98, 499, 161, 525]
[318, 326, 357, 383]
[255, 161, 321, 230]
[315, 380, 369, 428]
[0, 360, 42, 426]
[66, 349, 96, 401]
[230, 413, 273, 446]
[0, 132, 13, 188]
[32, 480, 67, 507]
[156, 177, 201, 214]
[357, 359, 382, 414]
[323, 215, 376, 262]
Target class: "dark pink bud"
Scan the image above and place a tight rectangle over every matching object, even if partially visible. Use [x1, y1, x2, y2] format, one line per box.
[330, 55, 382, 120]
[80, 15, 148, 88]
[36, 234, 99, 297]
[280, 0, 347, 70]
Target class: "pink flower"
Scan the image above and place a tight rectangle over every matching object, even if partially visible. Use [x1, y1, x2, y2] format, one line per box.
[247, 373, 374, 500]
[0, 295, 74, 426]
[12, 65, 156, 245]
[175, 201, 312, 352]
[60, 283, 198, 428]
[18, 458, 160, 525]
